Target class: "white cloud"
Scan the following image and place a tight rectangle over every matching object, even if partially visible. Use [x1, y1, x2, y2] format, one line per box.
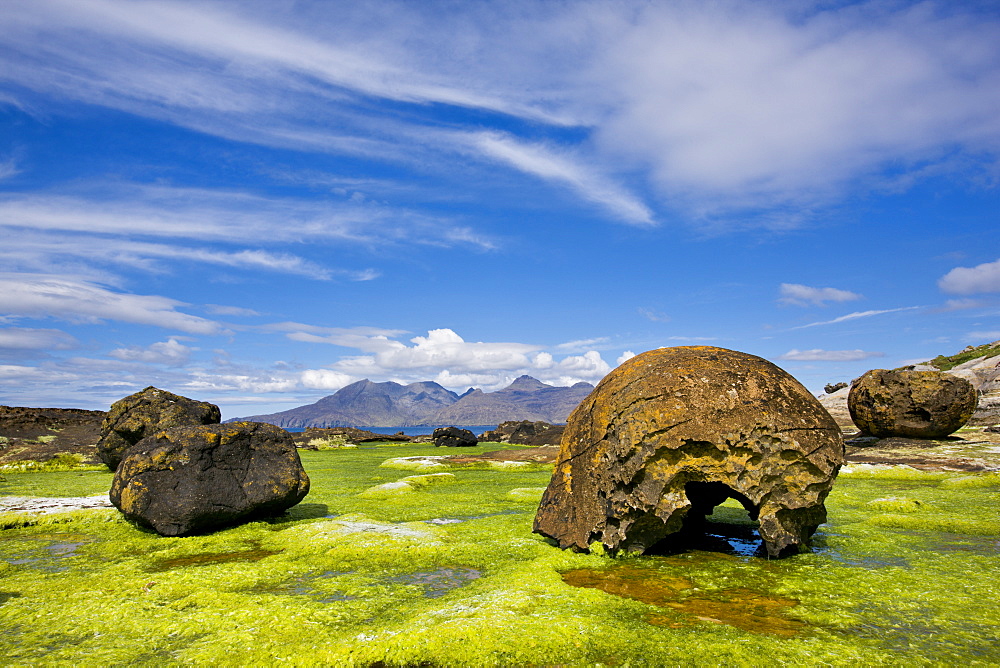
[0, 327, 78, 351]
[472, 132, 654, 225]
[109, 338, 193, 366]
[556, 337, 610, 351]
[791, 306, 922, 329]
[778, 283, 863, 306]
[0, 156, 19, 181]
[300, 369, 353, 391]
[593, 3, 1000, 213]
[205, 304, 261, 317]
[616, 350, 636, 365]
[778, 349, 885, 362]
[939, 258, 1000, 294]
[0, 273, 222, 335]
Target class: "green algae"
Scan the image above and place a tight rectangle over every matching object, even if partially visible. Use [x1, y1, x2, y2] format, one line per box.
[0, 442, 998, 666]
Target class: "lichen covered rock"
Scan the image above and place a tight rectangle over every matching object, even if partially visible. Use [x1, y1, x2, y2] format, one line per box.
[110, 422, 309, 536]
[533, 346, 844, 558]
[97, 386, 221, 469]
[848, 369, 977, 439]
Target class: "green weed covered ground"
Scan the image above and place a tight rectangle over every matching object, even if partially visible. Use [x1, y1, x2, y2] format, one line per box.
[1, 443, 999, 666]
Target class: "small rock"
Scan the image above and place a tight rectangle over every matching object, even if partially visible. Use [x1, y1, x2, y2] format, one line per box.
[848, 369, 977, 439]
[432, 427, 478, 447]
[824, 382, 848, 394]
[97, 387, 221, 470]
[109, 422, 309, 536]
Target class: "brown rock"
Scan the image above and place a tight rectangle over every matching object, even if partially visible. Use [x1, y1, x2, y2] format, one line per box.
[432, 426, 478, 447]
[110, 422, 309, 536]
[533, 346, 843, 558]
[848, 369, 977, 438]
[97, 387, 221, 469]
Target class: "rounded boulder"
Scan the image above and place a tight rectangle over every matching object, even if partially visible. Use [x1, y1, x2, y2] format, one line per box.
[110, 422, 309, 536]
[98, 386, 221, 470]
[848, 369, 977, 439]
[432, 426, 478, 447]
[533, 346, 844, 558]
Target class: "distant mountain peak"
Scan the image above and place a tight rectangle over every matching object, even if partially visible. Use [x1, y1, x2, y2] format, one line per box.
[506, 375, 550, 390]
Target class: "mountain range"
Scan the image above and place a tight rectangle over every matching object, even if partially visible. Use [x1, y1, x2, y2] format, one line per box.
[232, 375, 595, 428]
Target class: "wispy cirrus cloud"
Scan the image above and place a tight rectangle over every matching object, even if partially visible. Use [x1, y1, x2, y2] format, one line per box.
[778, 283, 863, 307]
[779, 348, 885, 362]
[790, 306, 922, 330]
[471, 132, 654, 225]
[0, 273, 223, 335]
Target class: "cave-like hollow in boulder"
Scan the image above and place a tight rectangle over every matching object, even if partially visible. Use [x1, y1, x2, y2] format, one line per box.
[644, 481, 765, 557]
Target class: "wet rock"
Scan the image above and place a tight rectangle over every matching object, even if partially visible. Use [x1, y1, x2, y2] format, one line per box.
[848, 369, 977, 439]
[533, 346, 843, 558]
[97, 387, 221, 469]
[110, 422, 309, 536]
[480, 420, 564, 445]
[432, 427, 478, 447]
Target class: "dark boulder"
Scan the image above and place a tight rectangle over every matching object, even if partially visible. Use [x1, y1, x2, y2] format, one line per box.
[848, 369, 977, 439]
[110, 422, 309, 536]
[824, 382, 848, 394]
[481, 420, 564, 445]
[97, 387, 221, 470]
[432, 426, 478, 447]
[533, 346, 844, 558]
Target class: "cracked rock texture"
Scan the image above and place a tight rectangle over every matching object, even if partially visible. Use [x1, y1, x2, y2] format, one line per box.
[110, 422, 309, 536]
[533, 346, 844, 558]
[848, 369, 977, 439]
[98, 386, 222, 470]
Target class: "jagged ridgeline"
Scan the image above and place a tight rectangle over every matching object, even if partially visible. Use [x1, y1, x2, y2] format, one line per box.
[231, 376, 595, 428]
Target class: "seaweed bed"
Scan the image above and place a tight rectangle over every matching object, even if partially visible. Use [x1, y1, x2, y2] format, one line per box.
[1, 439, 999, 666]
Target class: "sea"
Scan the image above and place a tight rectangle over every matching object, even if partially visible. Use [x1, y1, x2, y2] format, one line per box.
[284, 425, 499, 437]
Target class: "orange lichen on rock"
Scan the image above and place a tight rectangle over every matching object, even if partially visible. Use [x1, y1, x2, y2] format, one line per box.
[533, 346, 844, 558]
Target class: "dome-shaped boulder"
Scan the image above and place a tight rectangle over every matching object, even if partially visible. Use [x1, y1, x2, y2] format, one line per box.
[848, 369, 977, 439]
[533, 346, 843, 558]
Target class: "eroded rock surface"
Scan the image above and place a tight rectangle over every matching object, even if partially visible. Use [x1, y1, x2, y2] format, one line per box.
[110, 422, 309, 536]
[848, 369, 977, 439]
[97, 387, 221, 469]
[533, 346, 844, 558]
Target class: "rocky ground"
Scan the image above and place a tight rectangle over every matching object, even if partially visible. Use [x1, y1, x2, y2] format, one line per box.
[0, 406, 104, 466]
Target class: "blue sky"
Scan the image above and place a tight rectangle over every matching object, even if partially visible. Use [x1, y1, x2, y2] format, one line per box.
[1, 0, 998, 419]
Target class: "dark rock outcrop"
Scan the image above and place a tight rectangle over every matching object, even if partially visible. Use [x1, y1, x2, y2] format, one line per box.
[848, 369, 977, 439]
[0, 406, 105, 465]
[110, 422, 309, 536]
[480, 420, 565, 445]
[533, 346, 844, 559]
[824, 382, 848, 394]
[97, 387, 221, 470]
[432, 427, 478, 448]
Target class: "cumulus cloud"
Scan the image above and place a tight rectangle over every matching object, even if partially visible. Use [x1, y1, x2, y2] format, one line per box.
[300, 369, 353, 390]
[0, 327, 78, 351]
[0, 273, 222, 335]
[939, 258, 1000, 294]
[109, 338, 194, 366]
[778, 349, 885, 362]
[616, 350, 636, 365]
[778, 283, 863, 306]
